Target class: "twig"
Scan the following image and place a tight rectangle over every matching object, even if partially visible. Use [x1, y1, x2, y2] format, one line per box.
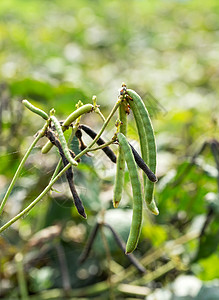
[103, 223, 146, 274]
[15, 253, 29, 300]
[132, 260, 175, 285]
[92, 95, 106, 122]
[0, 120, 50, 216]
[80, 124, 117, 163]
[117, 284, 150, 297]
[55, 243, 71, 295]
[0, 100, 121, 233]
[100, 224, 115, 300]
[112, 230, 199, 284]
[78, 222, 100, 264]
[88, 139, 117, 152]
[210, 140, 219, 191]
[199, 206, 214, 240]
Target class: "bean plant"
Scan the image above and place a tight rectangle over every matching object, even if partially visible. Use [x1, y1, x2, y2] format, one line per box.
[0, 84, 158, 254]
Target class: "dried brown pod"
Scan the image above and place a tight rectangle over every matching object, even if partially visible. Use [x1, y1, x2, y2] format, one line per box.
[46, 129, 86, 218]
[80, 124, 117, 163]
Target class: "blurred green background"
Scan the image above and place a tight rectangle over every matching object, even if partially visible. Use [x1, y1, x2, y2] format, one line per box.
[0, 0, 219, 299]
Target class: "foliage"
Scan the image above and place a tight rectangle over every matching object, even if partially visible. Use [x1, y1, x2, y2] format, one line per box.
[0, 0, 219, 299]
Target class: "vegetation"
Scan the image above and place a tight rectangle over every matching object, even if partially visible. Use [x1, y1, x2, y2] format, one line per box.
[0, 0, 219, 299]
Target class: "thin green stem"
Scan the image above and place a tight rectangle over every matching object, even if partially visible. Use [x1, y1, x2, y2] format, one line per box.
[50, 158, 62, 183]
[95, 108, 106, 122]
[92, 95, 106, 122]
[78, 99, 121, 156]
[0, 100, 121, 233]
[100, 225, 115, 300]
[0, 121, 49, 216]
[0, 160, 71, 233]
[52, 99, 120, 163]
[132, 260, 175, 285]
[89, 139, 117, 152]
[15, 253, 29, 300]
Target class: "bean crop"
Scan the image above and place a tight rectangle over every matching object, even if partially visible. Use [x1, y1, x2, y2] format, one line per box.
[117, 133, 143, 254]
[126, 89, 158, 214]
[113, 102, 127, 208]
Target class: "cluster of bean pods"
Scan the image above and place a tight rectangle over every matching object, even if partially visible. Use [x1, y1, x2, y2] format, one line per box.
[22, 84, 158, 254]
[112, 84, 158, 253]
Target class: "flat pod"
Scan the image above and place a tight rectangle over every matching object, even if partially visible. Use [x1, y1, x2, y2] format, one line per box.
[113, 102, 127, 208]
[22, 100, 48, 120]
[63, 104, 93, 127]
[126, 89, 158, 214]
[117, 133, 143, 254]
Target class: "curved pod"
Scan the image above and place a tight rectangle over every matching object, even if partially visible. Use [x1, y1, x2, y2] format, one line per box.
[126, 89, 158, 213]
[50, 115, 78, 166]
[113, 102, 127, 207]
[117, 133, 143, 254]
[22, 100, 48, 120]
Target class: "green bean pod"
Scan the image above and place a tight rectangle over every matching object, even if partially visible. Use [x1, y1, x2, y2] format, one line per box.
[22, 100, 48, 120]
[126, 97, 158, 214]
[63, 104, 93, 127]
[146, 199, 159, 216]
[126, 89, 158, 214]
[113, 102, 127, 208]
[117, 133, 143, 254]
[50, 115, 78, 166]
[42, 104, 94, 154]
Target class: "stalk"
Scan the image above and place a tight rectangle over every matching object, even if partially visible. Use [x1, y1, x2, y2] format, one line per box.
[0, 100, 121, 233]
[0, 121, 49, 216]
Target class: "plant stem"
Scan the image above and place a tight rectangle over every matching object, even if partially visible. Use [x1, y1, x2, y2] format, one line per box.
[95, 108, 106, 122]
[55, 243, 71, 294]
[92, 95, 106, 122]
[132, 260, 175, 285]
[42, 104, 94, 154]
[88, 139, 116, 152]
[76, 99, 121, 158]
[50, 158, 63, 183]
[0, 161, 72, 233]
[0, 100, 121, 233]
[100, 224, 115, 300]
[0, 121, 49, 216]
[15, 253, 29, 300]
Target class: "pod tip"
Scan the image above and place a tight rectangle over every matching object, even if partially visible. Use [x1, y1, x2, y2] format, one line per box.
[113, 201, 119, 208]
[81, 212, 87, 219]
[146, 200, 159, 215]
[151, 209, 159, 216]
